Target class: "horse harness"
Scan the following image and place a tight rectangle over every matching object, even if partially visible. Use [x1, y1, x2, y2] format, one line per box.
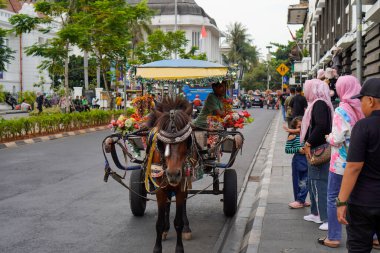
[145, 110, 195, 193]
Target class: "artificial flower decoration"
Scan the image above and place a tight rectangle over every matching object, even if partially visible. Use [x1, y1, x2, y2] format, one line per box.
[109, 113, 146, 135]
[207, 109, 254, 130]
[132, 94, 155, 117]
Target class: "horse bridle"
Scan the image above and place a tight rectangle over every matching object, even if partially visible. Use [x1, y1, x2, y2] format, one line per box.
[156, 110, 193, 157]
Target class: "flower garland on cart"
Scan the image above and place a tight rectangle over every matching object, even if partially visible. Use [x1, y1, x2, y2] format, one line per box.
[207, 98, 254, 146]
[132, 94, 155, 118]
[108, 94, 155, 156]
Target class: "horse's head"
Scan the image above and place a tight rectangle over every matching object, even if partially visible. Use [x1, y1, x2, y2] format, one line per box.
[151, 97, 193, 187]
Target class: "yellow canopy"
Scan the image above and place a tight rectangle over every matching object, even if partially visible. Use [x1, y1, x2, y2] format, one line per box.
[136, 67, 227, 80]
[136, 59, 228, 80]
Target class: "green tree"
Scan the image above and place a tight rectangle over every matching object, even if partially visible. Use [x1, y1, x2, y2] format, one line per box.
[241, 62, 267, 91]
[0, 28, 15, 72]
[65, 0, 153, 96]
[267, 27, 307, 89]
[8, 14, 43, 98]
[134, 29, 189, 64]
[129, 2, 154, 62]
[0, 84, 5, 103]
[179, 46, 207, 60]
[67, 55, 100, 88]
[24, 38, 66, 89]
[224, 22, 259, 80]
[9, 0, 79, 109]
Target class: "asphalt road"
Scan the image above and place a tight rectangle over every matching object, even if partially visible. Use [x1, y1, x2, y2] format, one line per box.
[0, 107, 277, 253]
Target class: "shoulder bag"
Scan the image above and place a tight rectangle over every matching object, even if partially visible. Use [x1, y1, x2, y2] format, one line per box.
[307, 106, 332, 166]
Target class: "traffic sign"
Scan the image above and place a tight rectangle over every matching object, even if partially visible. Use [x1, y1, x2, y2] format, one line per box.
[276, 63, 290, 76]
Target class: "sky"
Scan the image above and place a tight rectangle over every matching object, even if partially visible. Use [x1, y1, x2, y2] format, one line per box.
[195, 0, 302, 58]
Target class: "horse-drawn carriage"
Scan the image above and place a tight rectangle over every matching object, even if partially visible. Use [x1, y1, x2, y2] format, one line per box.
[101, 60, 247, 253]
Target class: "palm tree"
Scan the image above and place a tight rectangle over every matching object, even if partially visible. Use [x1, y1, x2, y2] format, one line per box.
[225, 22, 259, 80]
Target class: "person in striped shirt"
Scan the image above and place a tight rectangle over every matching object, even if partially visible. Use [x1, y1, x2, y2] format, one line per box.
[285, 117, 310, 209]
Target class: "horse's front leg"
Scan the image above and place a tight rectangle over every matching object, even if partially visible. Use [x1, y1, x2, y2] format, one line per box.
[153, 190, 167, 253]
[162, 195, 172, 240]
[174, 191, 186, 253]
[182, 197, 192, 240]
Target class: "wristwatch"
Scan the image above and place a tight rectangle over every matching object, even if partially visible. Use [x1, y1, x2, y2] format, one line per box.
[335, 197, 347, 207]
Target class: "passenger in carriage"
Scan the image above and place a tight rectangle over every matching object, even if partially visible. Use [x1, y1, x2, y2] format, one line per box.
[193, 80, 226, 129]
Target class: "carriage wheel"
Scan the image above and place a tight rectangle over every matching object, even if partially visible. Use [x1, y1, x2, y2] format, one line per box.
[223, 169, 237, 217]
[129, 169, 147, 216]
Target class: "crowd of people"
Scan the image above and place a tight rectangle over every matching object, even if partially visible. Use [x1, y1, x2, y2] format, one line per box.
[5, 92, 104, 114]
[282, 73, 380, 252]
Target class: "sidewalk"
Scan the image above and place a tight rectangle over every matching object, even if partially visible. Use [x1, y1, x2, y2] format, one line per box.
[247, 113, 347, 253]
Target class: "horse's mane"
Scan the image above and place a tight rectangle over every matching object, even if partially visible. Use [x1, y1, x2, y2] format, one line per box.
[147, 96, 192, 132]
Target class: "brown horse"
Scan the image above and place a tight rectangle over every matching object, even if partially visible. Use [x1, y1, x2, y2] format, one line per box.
[146, 97, 194, 253]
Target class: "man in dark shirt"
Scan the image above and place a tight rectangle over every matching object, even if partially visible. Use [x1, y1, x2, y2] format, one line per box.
[289, 86, 307, 118]
[337, 78, 380, 252]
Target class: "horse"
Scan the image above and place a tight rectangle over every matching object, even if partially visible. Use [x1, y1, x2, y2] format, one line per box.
[146, 96, 194, 253]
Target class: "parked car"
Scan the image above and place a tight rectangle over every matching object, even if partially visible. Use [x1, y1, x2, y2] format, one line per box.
[251, 95, 264, 108]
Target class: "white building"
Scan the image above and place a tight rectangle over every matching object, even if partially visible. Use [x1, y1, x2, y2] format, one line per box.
[128, 0, 224, 63]
[0, 1, 58, 94]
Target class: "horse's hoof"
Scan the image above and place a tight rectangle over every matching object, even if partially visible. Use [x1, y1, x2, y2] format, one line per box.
[162, 231, 168, 241]
[182, 232, 192, 240]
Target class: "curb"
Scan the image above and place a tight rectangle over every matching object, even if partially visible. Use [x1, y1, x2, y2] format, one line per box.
[0, 126, 108, 150]
[0, 110, 28, 115]
[213, 113, 277, 253]
[245, 114, 281, 253]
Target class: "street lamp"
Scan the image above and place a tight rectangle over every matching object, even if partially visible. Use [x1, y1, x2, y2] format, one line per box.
[266, 46, 272, 91]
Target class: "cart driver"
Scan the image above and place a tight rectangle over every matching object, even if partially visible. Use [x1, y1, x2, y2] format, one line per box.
[193, 81, 226, 129]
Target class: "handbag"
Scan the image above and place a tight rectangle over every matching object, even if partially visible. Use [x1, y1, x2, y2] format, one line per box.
[307, 143, 331, 166]
[306, 106, 332, 166]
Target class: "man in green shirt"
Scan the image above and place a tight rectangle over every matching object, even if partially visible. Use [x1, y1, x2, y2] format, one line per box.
[193, 81, 225, 128]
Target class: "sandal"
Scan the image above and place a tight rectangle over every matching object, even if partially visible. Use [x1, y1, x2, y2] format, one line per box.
[317, 237, 340, 248]
[373, 240, 380, 250]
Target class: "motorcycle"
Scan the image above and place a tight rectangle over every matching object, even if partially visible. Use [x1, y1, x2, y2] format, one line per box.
[5, 93, 17, 110]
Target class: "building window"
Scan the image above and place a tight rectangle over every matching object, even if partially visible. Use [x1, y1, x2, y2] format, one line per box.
[192, 31, 200, 48]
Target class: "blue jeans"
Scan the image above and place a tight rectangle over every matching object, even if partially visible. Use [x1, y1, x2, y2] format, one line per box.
[292, 154, 308, 203]
[281, 105, 286, 120]
[327, 172, 343, 240]
[308, 162, 329, 222]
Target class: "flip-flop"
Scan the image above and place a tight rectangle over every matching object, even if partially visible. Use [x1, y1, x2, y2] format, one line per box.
[317, 237, 340, 248]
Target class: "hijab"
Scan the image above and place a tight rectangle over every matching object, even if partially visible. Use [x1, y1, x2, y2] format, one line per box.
[300, 79, 334, 142]
[317, 69, 325, 80]
[335, 75, 364, 126]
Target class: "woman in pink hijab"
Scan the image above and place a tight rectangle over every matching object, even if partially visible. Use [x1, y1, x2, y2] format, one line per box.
[301, 79, 334, 231]
[317, 69, 325, 80]
[318, 75, 364, 248]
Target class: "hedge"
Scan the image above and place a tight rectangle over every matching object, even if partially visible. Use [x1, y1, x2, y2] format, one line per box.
[0, 109, 134, 143]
